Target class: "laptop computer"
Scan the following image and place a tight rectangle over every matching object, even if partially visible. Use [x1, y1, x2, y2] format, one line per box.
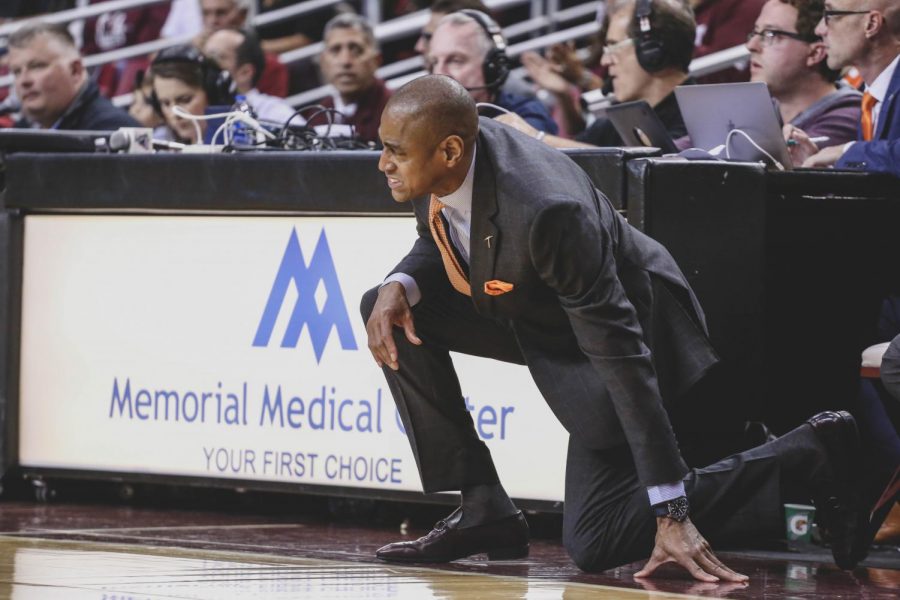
[605, 100, 678, 154]
[675, 82, 792, 170]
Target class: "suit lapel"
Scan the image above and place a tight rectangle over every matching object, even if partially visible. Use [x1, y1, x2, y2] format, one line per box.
[469, 138, 500, 316]
[875, 66, 900, 140]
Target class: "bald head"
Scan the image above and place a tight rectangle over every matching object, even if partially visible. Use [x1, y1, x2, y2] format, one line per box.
[385, 75, 479, 149]
[378, 76, 479, 202]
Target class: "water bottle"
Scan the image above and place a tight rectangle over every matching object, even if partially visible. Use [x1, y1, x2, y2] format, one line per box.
[230, 94, 256, 146]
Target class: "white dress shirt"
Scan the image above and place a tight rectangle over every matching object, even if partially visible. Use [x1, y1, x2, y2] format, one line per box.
[383, 148, 686, 507]
[867, 54, 899, 135]
[245, 88, 300, 126]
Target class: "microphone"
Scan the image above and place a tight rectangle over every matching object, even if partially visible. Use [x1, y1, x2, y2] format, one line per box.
[464, 84, 498, 92]
[109, 127, 186, 152]
[426, 65, 504, 93]
[463, 71, 507, 93]
[601, 77, 614, 96]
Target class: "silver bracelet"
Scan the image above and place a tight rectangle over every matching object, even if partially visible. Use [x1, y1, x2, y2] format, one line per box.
[535, 130, 546, 141]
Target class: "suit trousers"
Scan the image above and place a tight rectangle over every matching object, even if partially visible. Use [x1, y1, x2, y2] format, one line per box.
[361, 285, 826, 570]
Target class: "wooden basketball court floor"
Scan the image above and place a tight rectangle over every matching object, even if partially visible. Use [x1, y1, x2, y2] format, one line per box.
[0, 488, 897, 600]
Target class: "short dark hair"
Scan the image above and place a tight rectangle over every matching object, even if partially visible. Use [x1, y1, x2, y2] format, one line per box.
[233, 28, 266, 87]
[8, 20, 78, 52]
[150, 46, 209, 90]
[623, 0, 696, 73]
[779, 0, 841, 81]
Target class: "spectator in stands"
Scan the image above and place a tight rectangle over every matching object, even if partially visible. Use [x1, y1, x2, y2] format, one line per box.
[79, 0, 171, 98]
[691, 0, 766, 83]
[415, 0, 490, 55]
[313, 13, 389, 145]
[498, 0, 693, 148]
[789, 0, 900, 177]
[200, 0, 250, 31]
[203, 28, 296, 124]
[199, 0, 290, 97]
[149, 44, 236, 144]
[8, 21, 138, 130]
[518, 4, 610, 138]
[426, 10, 558, 135]
[747, 0, 861, 165]
[161, 0, 204, 40]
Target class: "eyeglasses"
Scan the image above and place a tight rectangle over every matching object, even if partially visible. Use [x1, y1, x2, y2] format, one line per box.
[602, 38, 635, 58]
[746, 28, 813, 45]
[822, 9, 871, 26]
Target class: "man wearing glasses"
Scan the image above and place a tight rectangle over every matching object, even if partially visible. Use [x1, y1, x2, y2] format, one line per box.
[496, 0, 698, 149]
[748, 0, 862, 167]
[788, 0, 900, 176]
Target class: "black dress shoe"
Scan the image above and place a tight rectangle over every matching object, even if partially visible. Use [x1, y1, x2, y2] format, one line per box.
[805, 410, 864, 570]
[375, 510, 529, 563]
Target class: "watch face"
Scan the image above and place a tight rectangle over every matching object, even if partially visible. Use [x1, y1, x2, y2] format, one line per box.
[669, 497, 689, 521]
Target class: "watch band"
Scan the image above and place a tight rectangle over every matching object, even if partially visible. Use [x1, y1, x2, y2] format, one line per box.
[653, 496, 690, 522]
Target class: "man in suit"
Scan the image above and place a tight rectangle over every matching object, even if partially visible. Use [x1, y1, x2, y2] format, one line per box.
[361, 74, 882, 578]
[789, 0, 900, 177]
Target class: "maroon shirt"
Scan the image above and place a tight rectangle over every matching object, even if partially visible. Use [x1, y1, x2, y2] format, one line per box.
[81, 0, 171, 97]
[316, 79, 391, 145]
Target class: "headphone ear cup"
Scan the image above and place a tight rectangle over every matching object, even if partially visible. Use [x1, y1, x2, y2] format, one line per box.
[635, 37, 667, 72]
[149, 88, 163, 117]
[459, 9, 510, 91]
[483, 48, 510, 89]
[633, 0, 668, 73]
[201, 63, 235, 106]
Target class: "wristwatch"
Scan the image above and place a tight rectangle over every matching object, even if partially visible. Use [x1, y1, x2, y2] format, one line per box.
[653, 496, 690, 522]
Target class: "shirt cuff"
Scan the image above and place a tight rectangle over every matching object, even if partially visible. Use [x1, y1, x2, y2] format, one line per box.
[647, 480, 686, 506]
[382, 273, 421, 307]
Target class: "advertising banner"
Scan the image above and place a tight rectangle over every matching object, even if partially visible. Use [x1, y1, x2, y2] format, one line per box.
[19, 216, 569, 501]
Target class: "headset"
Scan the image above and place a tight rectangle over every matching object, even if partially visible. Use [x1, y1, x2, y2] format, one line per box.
[458, 9, 510, 91]
[148, 45, 235, 116]
[633, 0, 667, 73]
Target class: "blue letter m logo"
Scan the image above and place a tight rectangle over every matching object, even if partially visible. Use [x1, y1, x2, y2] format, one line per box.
[253, 228, 357, 362]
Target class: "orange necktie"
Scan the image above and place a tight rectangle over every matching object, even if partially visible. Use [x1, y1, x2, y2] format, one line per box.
[861, 91, 878, 141]
[429, 195, 471, 296]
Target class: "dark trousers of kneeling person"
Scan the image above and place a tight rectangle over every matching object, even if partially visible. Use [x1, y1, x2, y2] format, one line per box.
[360, 284, 856, 572]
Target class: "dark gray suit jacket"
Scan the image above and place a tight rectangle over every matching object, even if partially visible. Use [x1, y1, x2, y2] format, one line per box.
[392, 118, 719, 486]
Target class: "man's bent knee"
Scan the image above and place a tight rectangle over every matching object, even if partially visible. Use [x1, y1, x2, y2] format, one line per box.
[564, 531, 609, 573]
[563, 519, 648, 573]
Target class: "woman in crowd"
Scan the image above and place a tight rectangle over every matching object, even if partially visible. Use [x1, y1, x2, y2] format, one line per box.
[149, 44, 235, 144]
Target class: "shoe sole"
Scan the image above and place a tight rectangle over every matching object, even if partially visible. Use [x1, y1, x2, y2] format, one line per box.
[376, 544, 530, 563]
[822, 411, 863, 570]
